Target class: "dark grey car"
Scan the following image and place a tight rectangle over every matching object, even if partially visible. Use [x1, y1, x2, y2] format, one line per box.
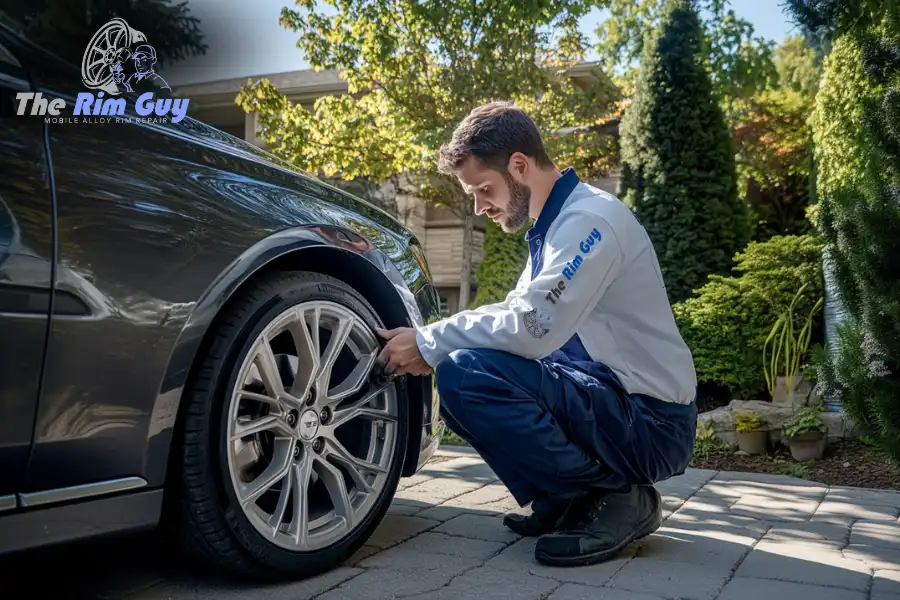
[0, 19, 443, 581]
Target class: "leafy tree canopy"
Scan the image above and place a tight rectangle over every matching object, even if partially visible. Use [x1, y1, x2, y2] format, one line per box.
[592, 0, 778, 105]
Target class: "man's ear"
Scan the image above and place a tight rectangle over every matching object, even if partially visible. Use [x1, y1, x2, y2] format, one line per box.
[508, 152, 529, 180]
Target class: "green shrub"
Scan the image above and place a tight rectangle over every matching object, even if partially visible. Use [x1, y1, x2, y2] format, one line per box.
[691, 421, 732, 463]
[618, 0, 752, 303]
[471, 218, 529, 308]
[673, 234, 824, 398]
[733, 412, 767, 432]
[783, 405, 827, 439]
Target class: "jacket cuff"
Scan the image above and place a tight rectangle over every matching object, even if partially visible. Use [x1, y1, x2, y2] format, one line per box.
[415, 327, 444, 368]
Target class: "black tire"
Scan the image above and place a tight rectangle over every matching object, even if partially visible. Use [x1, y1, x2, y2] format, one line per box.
[171, 270, 409, 581]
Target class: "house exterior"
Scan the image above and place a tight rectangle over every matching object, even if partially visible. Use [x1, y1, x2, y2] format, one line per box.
[172, 64, 620, 315]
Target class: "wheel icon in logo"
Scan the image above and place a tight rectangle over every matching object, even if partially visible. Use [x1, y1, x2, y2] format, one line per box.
[524, 308, 549, 339]
[81, 18, 148, 95]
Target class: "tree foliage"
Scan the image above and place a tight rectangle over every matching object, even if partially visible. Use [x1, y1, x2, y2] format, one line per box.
[729, 36, 822, 239]
[592, 0, 777, 106]
[1, 0, 206, 67]
[617, 0, 751, 303]
[237, 0, 618, 184]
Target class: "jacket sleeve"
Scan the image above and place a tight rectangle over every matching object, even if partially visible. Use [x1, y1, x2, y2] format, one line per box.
[415, 210, 623, 366]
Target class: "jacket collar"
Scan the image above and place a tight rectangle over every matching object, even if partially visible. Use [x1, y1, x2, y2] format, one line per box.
[525, 167, 580, 241]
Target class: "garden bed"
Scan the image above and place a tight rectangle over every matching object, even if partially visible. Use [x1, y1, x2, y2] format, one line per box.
[691, 440, 900, 490]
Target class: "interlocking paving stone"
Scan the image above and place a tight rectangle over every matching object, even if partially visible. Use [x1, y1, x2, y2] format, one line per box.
[873, 570, 900, 596]
[314, 561, 478, 599]
[718, 576, 867, 600]
[813, 498, 900, 523]
[344, 545, 380, 566]
[826, 487, 900, 508]
[360, 531, 507, 564]
[606, 555, 731, 600]
[434, 513, 522, 543]
[394, 475, 487, 504]
[130, 567, 363, 600]
[364, 514, 440, 549]
[851, 520, 900, 548]
[635, 524, 756, 570]
[549, 583, 668, 600]
[843, 544, 900, 571]
[728, 493, 822, 522]
[734, 540, 872, 590]
[443, 482, 513, 508]
[401, 566, 559, 600]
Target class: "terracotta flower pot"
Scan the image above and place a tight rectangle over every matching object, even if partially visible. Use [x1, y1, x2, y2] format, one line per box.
[736, 430, 768, 455]
[789, 431, 827, 462]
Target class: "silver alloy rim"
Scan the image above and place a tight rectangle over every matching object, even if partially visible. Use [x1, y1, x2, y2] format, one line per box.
[225, 300, 398, 551]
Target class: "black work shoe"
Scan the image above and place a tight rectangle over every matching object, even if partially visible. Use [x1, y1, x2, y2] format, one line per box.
[503, 496, 581, 537]
[533, 485, 663, 567]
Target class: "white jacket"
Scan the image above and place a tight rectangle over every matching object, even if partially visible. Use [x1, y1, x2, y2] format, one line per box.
[415, 174, 697, 406]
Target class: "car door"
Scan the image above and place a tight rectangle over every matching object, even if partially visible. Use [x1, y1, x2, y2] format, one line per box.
[0, 34, 54, 510]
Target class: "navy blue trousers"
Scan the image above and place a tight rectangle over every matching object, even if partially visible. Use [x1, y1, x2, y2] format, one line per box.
[435, 348, 698, 512]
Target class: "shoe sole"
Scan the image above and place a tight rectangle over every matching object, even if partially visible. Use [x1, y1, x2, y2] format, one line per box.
[533, 508, 663, 567]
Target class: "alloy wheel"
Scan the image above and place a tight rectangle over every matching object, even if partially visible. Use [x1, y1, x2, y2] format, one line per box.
[225, 300, 398, 551]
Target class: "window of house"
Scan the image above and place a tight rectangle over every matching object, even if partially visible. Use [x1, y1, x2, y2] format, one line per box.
[436, 291, 451, 317]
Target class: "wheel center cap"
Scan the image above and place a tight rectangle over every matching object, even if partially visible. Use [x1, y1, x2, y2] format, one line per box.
[297, 409, 320, 442]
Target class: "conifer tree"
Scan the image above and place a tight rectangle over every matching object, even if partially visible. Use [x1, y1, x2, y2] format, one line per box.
[618, 0, 752, 302]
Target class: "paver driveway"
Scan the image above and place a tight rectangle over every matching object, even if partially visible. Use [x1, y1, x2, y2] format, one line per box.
[9, 446, 900, 600]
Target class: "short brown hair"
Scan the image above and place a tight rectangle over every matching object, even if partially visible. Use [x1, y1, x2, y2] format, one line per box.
[437, 101, 554, 175]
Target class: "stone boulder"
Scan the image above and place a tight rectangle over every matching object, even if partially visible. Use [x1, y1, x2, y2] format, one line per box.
[697, 399, 856, 446]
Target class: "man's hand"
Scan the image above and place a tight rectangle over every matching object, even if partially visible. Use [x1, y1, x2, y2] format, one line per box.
[375, 327, 432, 377]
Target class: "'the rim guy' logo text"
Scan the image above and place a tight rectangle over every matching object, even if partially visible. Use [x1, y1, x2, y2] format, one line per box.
[15, 91, 189, 123]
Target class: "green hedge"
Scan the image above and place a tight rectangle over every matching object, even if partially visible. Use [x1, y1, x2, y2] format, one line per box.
[673, 234, 824, 399]
[471, 218, 530, 308]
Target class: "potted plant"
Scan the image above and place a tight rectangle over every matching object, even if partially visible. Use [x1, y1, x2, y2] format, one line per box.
[763, 283, 824, 408]
[732, 412, 769, 455]
[783, 405, 828, 461]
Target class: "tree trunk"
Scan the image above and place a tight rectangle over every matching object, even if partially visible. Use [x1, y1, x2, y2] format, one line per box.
[458, 201, 474, 310]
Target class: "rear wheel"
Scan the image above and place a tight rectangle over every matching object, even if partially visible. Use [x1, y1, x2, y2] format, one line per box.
[173, 271, 408, 580]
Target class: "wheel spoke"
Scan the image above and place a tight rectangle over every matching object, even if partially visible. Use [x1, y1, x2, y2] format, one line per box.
[287, 308, 319, 400]
[329, 381, 396, 429]
[238, 439, 294, 507]
[327, 351, 377, 404]
[266, 465, 293, 536]
[239, 390, 281, 407]
[231, 414, 292, 441]
[289, 450, 313, 545]
[253, 339, 285, 398]
[314, 312, 354, 399]
[324, 437, 381, 494]
[314, 454, 354, 529]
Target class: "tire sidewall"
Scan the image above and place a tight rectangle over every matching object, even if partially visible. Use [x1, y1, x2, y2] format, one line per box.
[201, 274, 408, 576]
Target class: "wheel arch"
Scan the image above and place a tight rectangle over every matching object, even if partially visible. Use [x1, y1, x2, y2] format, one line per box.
[146, 225, 430, 490]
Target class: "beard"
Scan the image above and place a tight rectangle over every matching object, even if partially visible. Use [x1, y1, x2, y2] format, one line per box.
[499, 171, 531, 233]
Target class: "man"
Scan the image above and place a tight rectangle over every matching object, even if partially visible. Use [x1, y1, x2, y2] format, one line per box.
[376, 101, 698, 567]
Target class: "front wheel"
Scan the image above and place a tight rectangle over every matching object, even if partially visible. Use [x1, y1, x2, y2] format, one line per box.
[172, 271, 408, 580]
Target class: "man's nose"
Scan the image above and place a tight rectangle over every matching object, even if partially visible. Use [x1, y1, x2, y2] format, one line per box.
[473, 196, 489, 216]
